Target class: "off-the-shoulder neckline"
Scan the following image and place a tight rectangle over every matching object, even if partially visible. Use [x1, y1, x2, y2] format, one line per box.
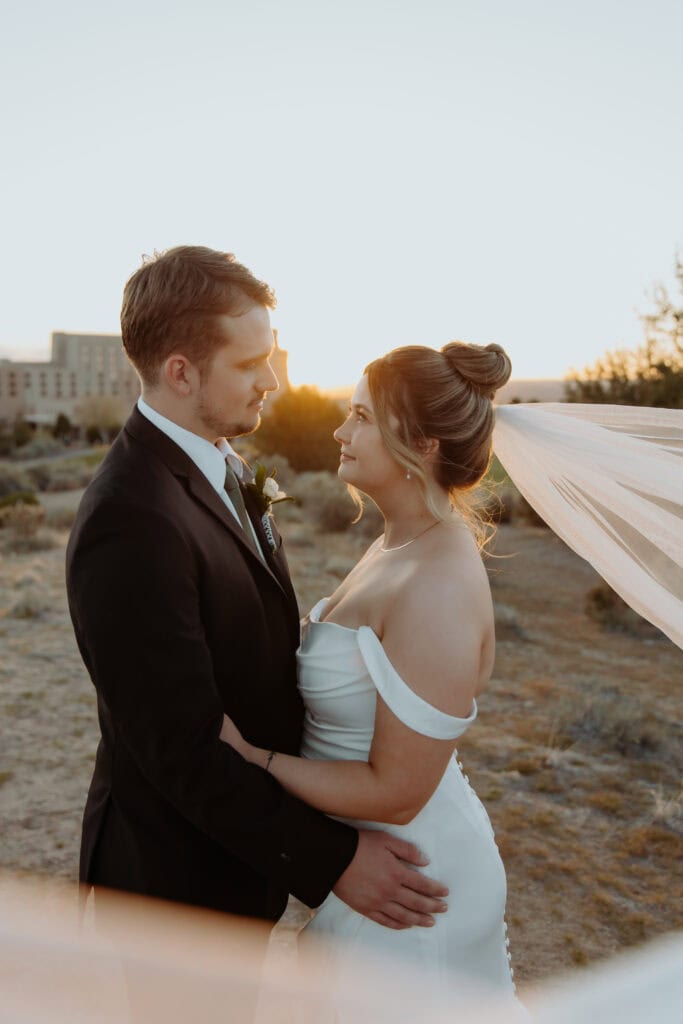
[306, 598, 478, 729]
[308, 597, 362, 632]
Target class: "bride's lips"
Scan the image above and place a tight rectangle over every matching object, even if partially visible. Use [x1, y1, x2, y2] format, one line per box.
[339, 452, 355, 462]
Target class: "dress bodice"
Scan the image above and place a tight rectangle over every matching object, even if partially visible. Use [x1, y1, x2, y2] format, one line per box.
[296, 600, 516, 1005]
[298, 598, 477, 763]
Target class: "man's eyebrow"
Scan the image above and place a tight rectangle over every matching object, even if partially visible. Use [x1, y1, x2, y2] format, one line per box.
[237, 347, 274, 366]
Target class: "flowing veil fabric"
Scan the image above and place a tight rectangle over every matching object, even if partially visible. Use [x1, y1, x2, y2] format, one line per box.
[492, 403, 683, 651]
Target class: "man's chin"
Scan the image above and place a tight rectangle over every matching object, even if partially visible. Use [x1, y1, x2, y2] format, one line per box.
[226, 414, 261, 439]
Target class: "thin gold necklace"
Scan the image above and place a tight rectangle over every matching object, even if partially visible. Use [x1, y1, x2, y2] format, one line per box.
[379, 520, 439, 553]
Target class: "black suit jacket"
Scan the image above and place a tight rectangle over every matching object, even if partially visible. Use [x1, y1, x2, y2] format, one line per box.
[66, 406, 357, 920]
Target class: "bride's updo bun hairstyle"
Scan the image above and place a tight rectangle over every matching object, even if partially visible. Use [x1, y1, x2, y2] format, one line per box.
[364, 341, 512, 544]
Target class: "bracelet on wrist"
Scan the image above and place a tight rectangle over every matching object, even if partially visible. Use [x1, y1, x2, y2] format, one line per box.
[265, 750, 276, 772]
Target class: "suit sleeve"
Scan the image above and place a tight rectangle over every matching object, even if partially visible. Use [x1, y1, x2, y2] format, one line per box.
[67, 500, 358, 907]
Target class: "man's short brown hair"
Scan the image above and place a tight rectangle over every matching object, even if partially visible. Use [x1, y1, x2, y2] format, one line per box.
[120, 245, 276, 385]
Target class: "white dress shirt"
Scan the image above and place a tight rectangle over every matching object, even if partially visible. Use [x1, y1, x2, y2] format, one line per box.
[137, 397, 264, 555]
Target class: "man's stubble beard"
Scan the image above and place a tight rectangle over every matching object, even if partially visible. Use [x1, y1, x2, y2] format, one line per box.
[196, 392, 260, 441]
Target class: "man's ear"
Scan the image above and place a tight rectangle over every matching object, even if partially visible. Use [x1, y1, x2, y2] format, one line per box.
[162, 354, 197, 397]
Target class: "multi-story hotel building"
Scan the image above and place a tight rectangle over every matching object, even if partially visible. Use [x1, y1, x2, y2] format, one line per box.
[0, 330, 290, 430]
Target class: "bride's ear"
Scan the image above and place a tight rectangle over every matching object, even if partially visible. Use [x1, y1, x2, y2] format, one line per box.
[417, 437, 440, 463]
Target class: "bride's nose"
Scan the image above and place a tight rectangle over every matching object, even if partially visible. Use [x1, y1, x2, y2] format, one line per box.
[333, 419, 350, 445]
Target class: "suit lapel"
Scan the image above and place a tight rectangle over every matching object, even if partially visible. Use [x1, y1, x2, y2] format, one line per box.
[124, 408, 287, 596]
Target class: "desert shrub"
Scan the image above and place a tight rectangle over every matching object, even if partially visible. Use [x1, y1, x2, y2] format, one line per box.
[12, 417, 32, 449]
[559, 690, 666, 757]
[2, 528, 59, 555]
[0, 490, 39, 510]
[45, 506, 77, 531]
[293, 472, 357, 532]
[25, 457, 98, 493]
[515, 495, 550, 528]
[291, 471, 383, 536]
[23, 463, 53, 491]
[42, 465, 94, 492]
[12, 435, 64, 460]
[52, 413, 73, 441]
[86, 425, 104, 445]
[10, 588, 51, 618]
[254, 387, 343, 472]
[0, 500, 58, 553]
[0, 501, 45, 532]
[0, 464, 33, 497]
[585, 581, 661, 637]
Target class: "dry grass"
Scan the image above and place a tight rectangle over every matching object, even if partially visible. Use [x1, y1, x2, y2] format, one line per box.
[0, 500, 681, 991]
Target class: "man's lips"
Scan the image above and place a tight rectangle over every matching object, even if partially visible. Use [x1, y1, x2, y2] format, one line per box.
[340, 452, 355, 461]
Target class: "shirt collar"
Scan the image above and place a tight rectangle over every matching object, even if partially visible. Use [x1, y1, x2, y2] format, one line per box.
[215, 437, 247, 479]
[137, 397, 243, 493]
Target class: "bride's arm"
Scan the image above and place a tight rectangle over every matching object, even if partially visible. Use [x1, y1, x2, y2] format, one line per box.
[222, 571, 488, 825]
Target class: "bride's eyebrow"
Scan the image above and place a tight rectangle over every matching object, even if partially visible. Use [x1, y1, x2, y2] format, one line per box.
[349, 403, 373, 416]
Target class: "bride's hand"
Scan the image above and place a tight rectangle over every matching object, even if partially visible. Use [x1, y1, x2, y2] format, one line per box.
[220, 714, 254, 760]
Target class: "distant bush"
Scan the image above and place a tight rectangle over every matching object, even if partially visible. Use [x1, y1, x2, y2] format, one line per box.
[515, 495, 550, 528]
[10, 588, 51, 619]
[0, 490, 39, 511]
[25, 457, 98, 493]
[52, 413, 73, 442]
[12, 435, 64, 460]
[293, 472, 357, 532]
[0, 465, 33, 498]
[255, 387, 343, 472]
[564, 692, 665, 757]
[585, 581, 662, 637]
[12, 417, 32, 449]
[0, 501, 58, 553]
[292, 470, 383, 536]
[565, 257, 683, 408]
[44, 505, 77, 531]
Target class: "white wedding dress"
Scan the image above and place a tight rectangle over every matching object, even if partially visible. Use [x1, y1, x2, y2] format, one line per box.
[295, 598, 515, 1011]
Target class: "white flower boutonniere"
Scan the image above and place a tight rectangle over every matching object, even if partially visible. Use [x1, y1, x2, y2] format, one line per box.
[246, 463, 295, 517]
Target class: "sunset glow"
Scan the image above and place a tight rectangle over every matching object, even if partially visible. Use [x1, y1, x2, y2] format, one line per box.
[1, 1, 681, 389]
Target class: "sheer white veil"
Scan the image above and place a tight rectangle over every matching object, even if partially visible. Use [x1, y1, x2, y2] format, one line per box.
[492, 403, 683, 650]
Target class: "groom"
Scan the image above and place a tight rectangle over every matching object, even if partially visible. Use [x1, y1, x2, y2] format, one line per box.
[67, 247, 446, 945]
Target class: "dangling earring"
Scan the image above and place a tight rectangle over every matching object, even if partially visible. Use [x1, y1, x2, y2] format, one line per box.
[406, 471, 411, 480]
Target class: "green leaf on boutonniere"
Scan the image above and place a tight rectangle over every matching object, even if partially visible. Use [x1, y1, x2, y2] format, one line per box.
[247, 463, 296, 516]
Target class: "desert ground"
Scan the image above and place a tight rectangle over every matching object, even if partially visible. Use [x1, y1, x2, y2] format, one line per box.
[1, 460, 681, 994]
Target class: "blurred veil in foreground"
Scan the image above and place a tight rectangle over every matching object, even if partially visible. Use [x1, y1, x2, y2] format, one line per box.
[1, 873, 682, 1023]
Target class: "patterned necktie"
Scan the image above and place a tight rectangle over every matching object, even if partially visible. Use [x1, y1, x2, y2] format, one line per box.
[224, 461, 254, 537]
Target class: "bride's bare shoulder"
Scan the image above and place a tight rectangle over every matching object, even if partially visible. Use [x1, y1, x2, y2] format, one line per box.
[376, 524, 493, 709]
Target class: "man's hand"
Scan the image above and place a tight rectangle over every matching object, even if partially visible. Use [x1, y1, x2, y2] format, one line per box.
[332, 829, 448, 929]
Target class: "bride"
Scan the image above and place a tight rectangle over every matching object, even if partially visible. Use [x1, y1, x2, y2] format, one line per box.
[220, 340, 518, 999]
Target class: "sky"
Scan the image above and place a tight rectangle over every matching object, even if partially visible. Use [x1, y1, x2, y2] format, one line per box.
[1, 0, 682, 389]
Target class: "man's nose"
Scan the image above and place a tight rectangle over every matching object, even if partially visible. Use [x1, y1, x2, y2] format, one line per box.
[261, 363, 279, 393]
